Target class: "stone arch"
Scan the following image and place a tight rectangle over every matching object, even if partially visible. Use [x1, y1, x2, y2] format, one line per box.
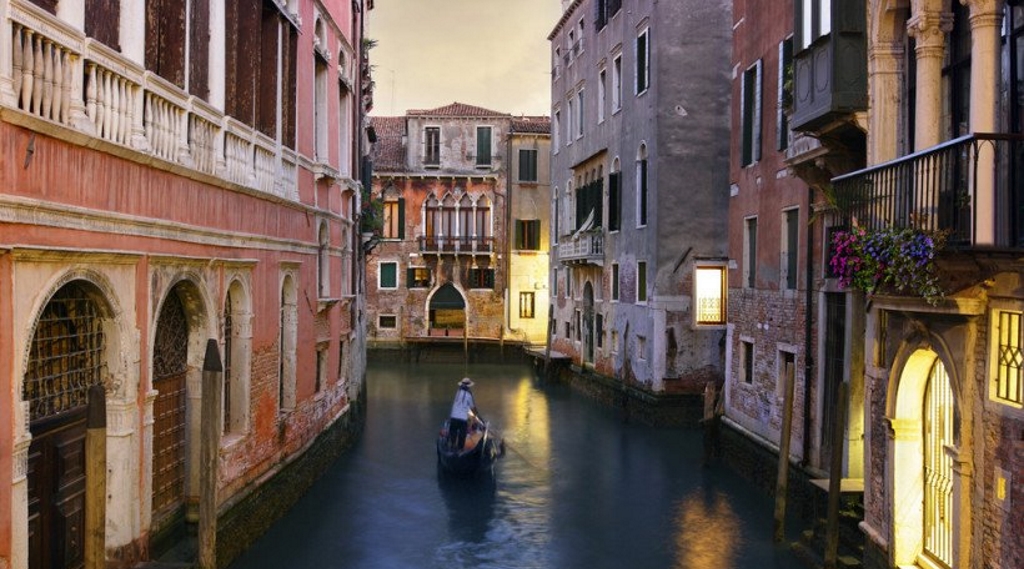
[887, 323, 965, 568]
[148, 275, 212, 555]
[428, 282, 466, 334]
[20, 275, 122, 569]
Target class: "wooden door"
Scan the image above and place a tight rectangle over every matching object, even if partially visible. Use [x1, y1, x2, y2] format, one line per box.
[28, 409, 87, 569]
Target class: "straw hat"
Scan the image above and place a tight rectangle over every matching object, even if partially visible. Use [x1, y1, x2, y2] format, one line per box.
[458, 377, 475, 387]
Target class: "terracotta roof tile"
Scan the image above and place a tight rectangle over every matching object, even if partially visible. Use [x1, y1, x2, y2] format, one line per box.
[512, 116, 551, 134]
[406, 102, 510, 118]
[370, 116, 406, 172]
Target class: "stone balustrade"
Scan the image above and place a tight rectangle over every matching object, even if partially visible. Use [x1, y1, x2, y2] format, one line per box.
[4, 3, 301, 202]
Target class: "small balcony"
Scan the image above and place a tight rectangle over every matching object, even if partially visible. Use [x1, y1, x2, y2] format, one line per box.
[418, 235, 493, 255]
[831, 133, 1024, 249]
[558, 229, 604, 266]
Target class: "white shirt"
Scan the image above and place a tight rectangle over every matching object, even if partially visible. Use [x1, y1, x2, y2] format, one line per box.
[450, 388, 475, 420]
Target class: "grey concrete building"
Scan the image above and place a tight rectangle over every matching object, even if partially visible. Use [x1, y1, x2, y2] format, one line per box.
[547, 0, 732, 402]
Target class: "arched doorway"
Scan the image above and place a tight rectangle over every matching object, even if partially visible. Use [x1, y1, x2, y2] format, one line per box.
[891, 350, 956, 568]
[429, 283, 465, 336]
[150, 289, 190, 554]
[583, 282, 594, 364]
[24, 281, 109, 569]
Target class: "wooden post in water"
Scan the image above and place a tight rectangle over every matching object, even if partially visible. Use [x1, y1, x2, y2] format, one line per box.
[824, 381, 849, 569]
[199, 339, 223, 569]
[773, 360, 796, 542]
[86, 384, 106, 569]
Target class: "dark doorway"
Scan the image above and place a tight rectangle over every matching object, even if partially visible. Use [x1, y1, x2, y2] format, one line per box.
[151, 291, 190, 555]
[24, 282, 106, 569]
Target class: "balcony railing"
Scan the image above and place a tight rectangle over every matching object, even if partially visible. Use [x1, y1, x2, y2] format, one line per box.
[831, 133, 1024, 248]
[558, 229, 604, 265]
[418, 235, 493, 254]
[4, 3, 300, 201]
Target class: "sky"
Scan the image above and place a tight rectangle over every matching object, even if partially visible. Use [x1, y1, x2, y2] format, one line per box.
[366, 0, 563, 117]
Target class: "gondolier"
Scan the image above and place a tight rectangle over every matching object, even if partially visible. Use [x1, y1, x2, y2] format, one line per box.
[448, 377, 477, 451]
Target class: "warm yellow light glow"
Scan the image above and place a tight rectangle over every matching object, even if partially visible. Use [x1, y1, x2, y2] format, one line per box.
[673, 490, 740, 568]
[695, 267, 726, 324]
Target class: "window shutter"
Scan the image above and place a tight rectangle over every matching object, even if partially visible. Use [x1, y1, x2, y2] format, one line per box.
[406, 267, 414, 287]
[609, 172, 620, 231]
[753, 59, 763, 163]
[397, 198, 406, 238]
[514, 220, 524, 249]
[639, 160, 648, 226]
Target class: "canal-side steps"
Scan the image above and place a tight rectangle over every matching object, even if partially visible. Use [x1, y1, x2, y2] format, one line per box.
[789, 495, 865, 569]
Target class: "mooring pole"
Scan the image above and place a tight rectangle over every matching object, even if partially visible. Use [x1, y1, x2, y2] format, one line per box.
[199, 339, 223, 569]
[773, 361, 796, 542]
[824, 381, 849, 569]
[86, 384, 106, 569]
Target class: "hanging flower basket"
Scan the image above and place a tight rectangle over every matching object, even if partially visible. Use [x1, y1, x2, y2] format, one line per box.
[830, 226, 947, 305]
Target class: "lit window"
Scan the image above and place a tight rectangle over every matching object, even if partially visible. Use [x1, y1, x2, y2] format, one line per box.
[383, 199, 403, 239]
[695, 266, 727, 326]
[994, 310, 1024, 405]
[519, 292, 535, 319]
[407, 267, 431, 288]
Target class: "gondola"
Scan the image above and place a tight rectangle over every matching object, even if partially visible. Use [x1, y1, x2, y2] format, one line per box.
[436, 418, 503, 477]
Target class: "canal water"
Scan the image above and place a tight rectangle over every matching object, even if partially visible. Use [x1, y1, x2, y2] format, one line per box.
[227, 359, 806, 569]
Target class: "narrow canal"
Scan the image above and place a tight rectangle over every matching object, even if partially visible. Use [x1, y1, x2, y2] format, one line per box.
[227, 359, 807, 569]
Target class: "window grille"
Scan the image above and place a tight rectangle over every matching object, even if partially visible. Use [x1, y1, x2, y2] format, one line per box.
[923, 362, 954, 567]
[996, 311, 1024, 404]
[24, 283, 106, 421]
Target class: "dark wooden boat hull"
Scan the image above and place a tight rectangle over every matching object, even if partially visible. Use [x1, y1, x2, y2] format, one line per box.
[436, 421, 501, 477]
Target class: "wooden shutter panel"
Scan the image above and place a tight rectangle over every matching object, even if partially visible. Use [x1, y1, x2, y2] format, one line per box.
[398, 198, 406, 239]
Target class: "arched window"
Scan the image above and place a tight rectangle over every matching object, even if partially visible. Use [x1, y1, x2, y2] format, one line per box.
[424, 196, 440, 249]
[475, 196, 492, 251]
[459, 193, 474, 244]
[223, 280, 252, 435]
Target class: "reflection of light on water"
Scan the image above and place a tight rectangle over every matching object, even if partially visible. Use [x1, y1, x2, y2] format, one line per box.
[502, 377, 552, 475]
[673, 489, 741, 569]
[434, 376, 556, 569]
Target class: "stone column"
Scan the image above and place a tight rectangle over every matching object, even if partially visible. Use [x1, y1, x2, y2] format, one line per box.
[867, 44, 904, 165]
[965, 0, 1003, 245]
[907, 10, 953, 150]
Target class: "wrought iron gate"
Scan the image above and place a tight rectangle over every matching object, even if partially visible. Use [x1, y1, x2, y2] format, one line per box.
[821, 292, 847, 467]
[152, 293, 188, 524]
[24, 282, 105, 569]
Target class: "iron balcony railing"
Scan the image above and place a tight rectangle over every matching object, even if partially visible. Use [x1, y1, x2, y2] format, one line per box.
[831, 133, 1024, 248]
[418, 235, 493, 254]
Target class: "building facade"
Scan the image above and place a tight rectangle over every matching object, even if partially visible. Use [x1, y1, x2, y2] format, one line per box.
[366, 104, 550, 346]
[755, 0, 1024, 568]
[548, 0, 732, 396]
[0, 0, 372, 567]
